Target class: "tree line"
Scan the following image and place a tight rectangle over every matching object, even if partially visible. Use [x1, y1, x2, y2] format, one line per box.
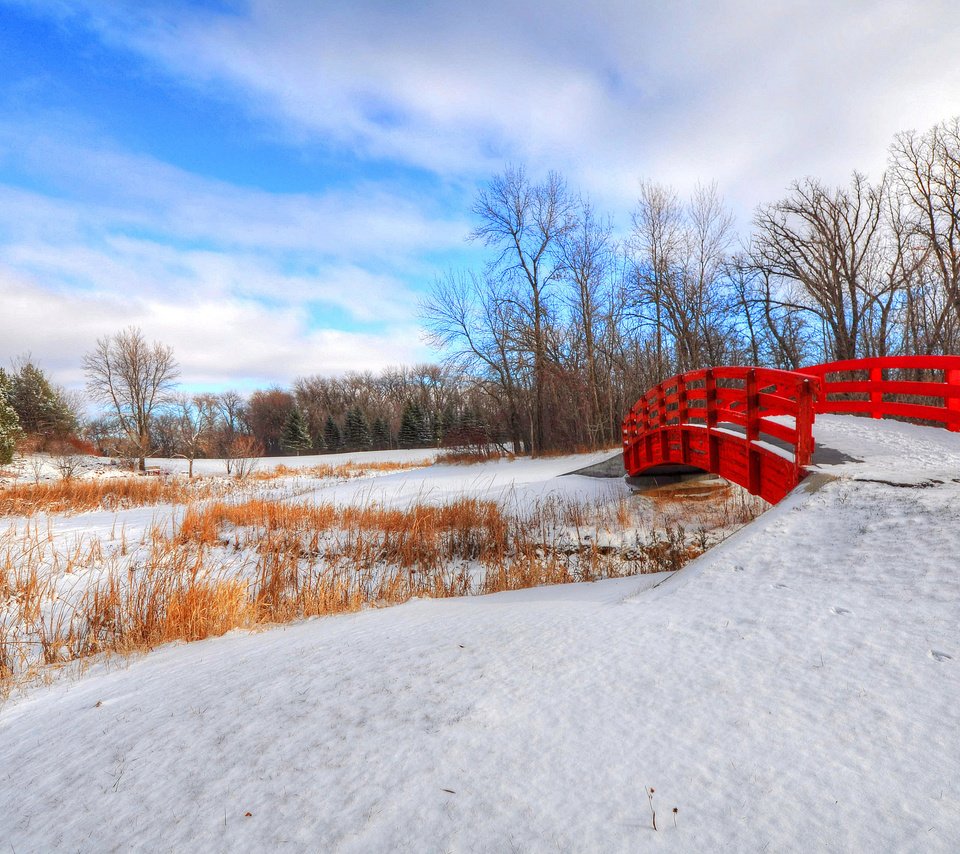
[0, 333, 498, 470]
[3, 116, 960, 467]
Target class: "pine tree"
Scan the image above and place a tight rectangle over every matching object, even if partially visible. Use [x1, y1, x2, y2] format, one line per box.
[439, 404, 456, 444]
[0, 369, 21, 465]
[322, 415, 341, 453]
[398, 401, 427, 448]
[371, 416, 391, 450]
[281, 408, 312, 455]
[459, 406, 481, 431]
[343, 406, 371, 450]
[422, 407, 436, 446]
[9, 361, 76, 438]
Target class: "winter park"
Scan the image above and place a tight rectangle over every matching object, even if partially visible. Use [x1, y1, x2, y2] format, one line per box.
[2, 3, 960, 852]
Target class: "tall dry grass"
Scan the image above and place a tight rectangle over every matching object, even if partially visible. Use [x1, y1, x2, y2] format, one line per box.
[0, 458, 433, 517]
[0, 476, 766, 693]
[0, 477, 210, 516]
[249, 459, 433, 481]
[434, 448, 514, 465]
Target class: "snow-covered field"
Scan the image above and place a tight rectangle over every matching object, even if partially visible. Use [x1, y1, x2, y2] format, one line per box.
[1, 417, 959, 851]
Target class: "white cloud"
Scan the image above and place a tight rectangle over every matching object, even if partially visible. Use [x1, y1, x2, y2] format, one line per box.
[0, 267, 434, 389]
[0, 128, 455, 388]
[41, 0, 960, 214]
[0, 128, 469, 258]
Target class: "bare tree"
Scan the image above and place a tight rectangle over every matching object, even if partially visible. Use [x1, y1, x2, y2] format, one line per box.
[224, 435, 262, 480]
[471, 166, 576, 453]
[558, 198, 615, 446]
[629, 181, 736, 375]
[172, 394, 216, 478]
[752, 174, 886, 361]
[628, 181, 684, 380]
[246, 388, 295, 455]
[422, 270, 529, 453]
[83, 327, 180, 472]
[49, 439, 85, 481]
[890, 117, 960, 347]
[216, 390, 247, 434]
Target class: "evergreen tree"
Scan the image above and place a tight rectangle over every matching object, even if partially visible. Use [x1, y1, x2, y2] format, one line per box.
[398, 401, 427, 448]
[9, 361, 76, 438]
[0, 369, 21, 465]
[281, 408, 312, 455]
[343, 406, 371, 450]
[439, 404, 456, 443]
[459, 406, 481, 431]
[371, 416, 391, 450]
[422, 408, 436, 446]
[322, 414, 341, 452]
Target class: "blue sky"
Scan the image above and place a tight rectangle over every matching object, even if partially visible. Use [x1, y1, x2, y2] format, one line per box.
[2, 0, 959, 390]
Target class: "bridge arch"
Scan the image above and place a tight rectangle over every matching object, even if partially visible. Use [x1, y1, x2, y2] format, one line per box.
[622, 356, 960, 504]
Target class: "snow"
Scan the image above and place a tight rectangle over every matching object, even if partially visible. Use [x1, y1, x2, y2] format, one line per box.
[2, 417, 960, 850]
[291, 450, 623, 510]
[147, 447, 446, 477]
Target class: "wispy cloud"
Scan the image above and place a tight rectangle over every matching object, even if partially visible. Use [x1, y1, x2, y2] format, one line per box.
[34, 0, 960, 211]
[1, 265, 431, 389]
[0, 125, 463, 385]
[0, 126, 468, 257]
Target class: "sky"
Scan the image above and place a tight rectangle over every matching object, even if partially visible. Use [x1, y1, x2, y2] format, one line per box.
[1, 0, 959, 392]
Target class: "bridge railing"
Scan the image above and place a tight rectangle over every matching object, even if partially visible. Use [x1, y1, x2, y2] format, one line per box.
[623, 355, 960, 504]
[804, 355, 960, 432]
[623, 367, 818, 504]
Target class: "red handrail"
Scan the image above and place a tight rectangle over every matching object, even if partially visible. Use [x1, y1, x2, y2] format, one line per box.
[804, 355, 960, 432]
[622, 367, 818, 504]
[622, 355, 960, 504]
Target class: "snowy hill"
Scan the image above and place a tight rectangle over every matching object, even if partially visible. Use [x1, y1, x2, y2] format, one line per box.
[1, 416, 958, 851]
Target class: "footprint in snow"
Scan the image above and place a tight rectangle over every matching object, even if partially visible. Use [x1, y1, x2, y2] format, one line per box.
[831, 607, 852, 616]
[930, 650, 953, 662]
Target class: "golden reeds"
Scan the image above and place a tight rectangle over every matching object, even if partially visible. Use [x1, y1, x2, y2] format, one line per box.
[0, 475, 766, 692]
[0, 477, 202, 516]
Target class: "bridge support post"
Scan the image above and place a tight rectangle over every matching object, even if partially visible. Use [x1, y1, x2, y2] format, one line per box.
[746, 369, 761, 495]
[641, 394, 654, 467]
[677, 375, 690, 465]
[948, 369, 960, 432]
[658, 385, 669, 464]
[870, 367, 883, 419]
[705, 369, 719, 473]
[622, 413, 635, 473]
[796, 378, 816, 473]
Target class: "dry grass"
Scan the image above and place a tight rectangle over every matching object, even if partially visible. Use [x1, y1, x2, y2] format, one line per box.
[533, 444, 622, 458]
[250, 459, 433, 481]
[177, 497, 511, 577]
[0, 473, 767, 694]
[0, 477, 212, 517]
[434, 448, 513, 465]
[0, 459, 436, 517]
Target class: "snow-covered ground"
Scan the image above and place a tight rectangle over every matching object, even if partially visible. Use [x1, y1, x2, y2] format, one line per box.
[1, 417, 959, 851]
[3, 448, 624, 546]
[148, 447, 447, 477]
[289, 449, 624, 510]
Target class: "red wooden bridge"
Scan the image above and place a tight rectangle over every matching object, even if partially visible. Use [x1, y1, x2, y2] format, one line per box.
[622, 356, 960, 504]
